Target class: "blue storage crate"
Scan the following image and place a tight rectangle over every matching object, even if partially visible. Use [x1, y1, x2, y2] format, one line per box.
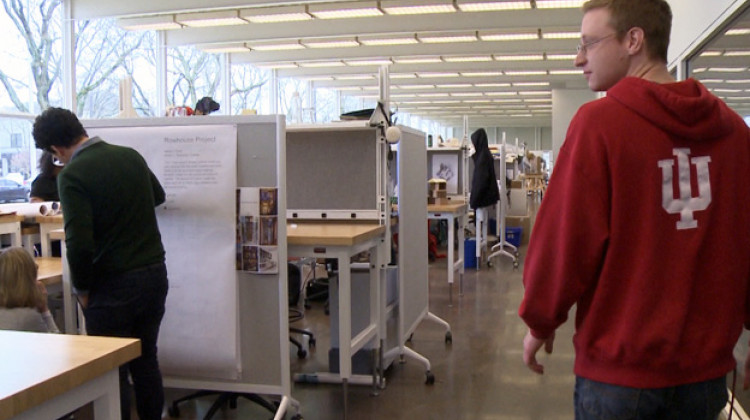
[505, 227, 522, 248]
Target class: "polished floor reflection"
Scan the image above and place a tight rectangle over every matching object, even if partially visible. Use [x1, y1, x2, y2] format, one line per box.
[163, 203, 581, 420]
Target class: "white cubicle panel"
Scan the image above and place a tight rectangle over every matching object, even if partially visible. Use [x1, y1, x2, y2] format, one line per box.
[397, 127, 430, 340]
[82, 116, 294, 413]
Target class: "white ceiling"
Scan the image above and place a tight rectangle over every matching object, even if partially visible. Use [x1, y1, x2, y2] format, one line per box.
[69, 0, 750, 127]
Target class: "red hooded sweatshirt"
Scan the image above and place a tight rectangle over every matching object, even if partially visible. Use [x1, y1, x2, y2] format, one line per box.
[519, 77, 750, 388]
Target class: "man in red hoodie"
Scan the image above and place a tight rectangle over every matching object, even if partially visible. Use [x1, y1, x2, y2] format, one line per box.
[519, 0, 750, 418]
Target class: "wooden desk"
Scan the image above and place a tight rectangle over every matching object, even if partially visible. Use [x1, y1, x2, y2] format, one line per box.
[0, 214, 24, 249]
[35, 214, 63, 257]
[287, 222, 385, 416]
[427, 200, 467, 305]
[36, 257, 62, 286]
[0, 330, 140, 420]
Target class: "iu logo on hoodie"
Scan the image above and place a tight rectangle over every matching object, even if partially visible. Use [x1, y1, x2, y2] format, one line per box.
[657, 148, 712, 230]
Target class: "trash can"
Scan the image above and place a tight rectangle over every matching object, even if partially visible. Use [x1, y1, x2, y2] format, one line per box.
[464, 238, 477, 268]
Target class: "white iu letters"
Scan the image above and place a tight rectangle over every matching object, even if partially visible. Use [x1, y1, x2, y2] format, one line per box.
[657, 148, 712, 230]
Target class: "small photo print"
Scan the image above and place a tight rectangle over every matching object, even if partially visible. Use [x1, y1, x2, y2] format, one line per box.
[259, 216, 278, 246]
[240, 215, 256, 244]
[242, 245, 259, 272]
[259, 188, 278, 216]
[258, 246, 278, 274]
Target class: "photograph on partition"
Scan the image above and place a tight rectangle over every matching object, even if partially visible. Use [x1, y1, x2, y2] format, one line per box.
[259, 188, 278, 216]
[242, 245, 259, 272]
[260, 216, 278, 246]
[432, 154, 459, 194]
[239, 215, 257, 244]
[258, 246, 278, 273]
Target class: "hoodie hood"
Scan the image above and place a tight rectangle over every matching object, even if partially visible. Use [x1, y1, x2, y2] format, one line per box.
[607, 77, 734, 142]
[471, 128, 489, 163]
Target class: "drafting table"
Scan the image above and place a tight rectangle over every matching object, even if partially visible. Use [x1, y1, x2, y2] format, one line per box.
[36, 257, 62, 286]
[48, 228, 78, 334]
[0, 214, 23, 248]
[427, 200, 467, 305]
[286, 221, 385, 418]
[0, 330, 139, 420]
[35, 214, 63, 257]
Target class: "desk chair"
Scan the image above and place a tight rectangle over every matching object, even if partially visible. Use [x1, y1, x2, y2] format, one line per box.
[168, 390, 278, 419]
[288, 262, 316, 358]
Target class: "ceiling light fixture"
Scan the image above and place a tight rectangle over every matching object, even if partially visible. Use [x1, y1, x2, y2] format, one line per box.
[542, 31, 580, 39]
[494, 54, 544, 61]
[246, 41, 304, 51]
[381, 0, 456, 15]
[200, 43, 250, 54]
[308, 1, 383, 19]
[302, 37, 360, 49]
[240, 6, 312, 23]
[358, 35, 419, 46]
[393, 56, 443, 64]
[478, 31, 538, 41]
[535, 1, 585, 9]
[416, 72, 461, 78]
[118, 15, 182, 31]
[456, 1, 531, 12]
[443, 55, 493, 62]
[297, 61, 347, 68]
[345, 59, 394, 66]
[418, 32, 478, 43]
[177, 10, 247, 27]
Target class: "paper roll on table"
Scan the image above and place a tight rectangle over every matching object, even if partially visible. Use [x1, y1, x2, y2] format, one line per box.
[0, 202, 62, 217]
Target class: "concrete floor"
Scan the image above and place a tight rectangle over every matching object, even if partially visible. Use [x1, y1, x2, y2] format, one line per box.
[161, 199, 583, 420]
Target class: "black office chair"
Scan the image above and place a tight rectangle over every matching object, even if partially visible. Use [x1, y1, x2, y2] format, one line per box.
[288, 262, 316, 358]
[168, 390, 278, 419]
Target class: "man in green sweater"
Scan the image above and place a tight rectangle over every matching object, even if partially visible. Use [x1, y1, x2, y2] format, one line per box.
[33, 107, 168, 420]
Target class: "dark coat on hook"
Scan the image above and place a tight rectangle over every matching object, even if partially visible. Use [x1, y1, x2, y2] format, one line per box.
[469, 128, 500, 210]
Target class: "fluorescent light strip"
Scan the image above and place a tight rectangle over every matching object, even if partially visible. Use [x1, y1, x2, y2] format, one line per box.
[393, 57, 443, 64]
[457, 1, 531, 12]
[417, 72, 460, 78]
[542, 31, 580, 39]
[725, 79, 750, 84]
[699, 51, 723, 57]
[309, 3, 384, 19]
[726, 28, 750, 36]
[201, 45, 249, 54]
[247, 42, 304, 51]
[494, 54, 544, 61]
[177, 11, 246, 27]
[535, 1, 585, 9]
[391, 94, 417, 98]
[709, 67, 748, 72]
[297, 61, 346, 68]
[475, 83, 511, 87]
[549, 69, 583, 75]
[479, 32, 538, 41]
[359, 37, 418, 46]
[451, 92, 484, 97]
[724, 51, 750, 57]
[461, 71, 503, 77]
[444, 55, 493, 62]
[346, 59, 393, 66]
[303, 40, 360, 48]
[546, 53, 578, 60]
[418, 93, 450, 97]
[437, 84, 473, 88]
[519, 91, 551, 96]
[514, 82, 549, 86]
[381, 1, 456, 15]
[390, 73, 418, 79]
[397, 84, 436, 89]
[486, 91, 518, 96]
[419, 34, 478, 43]
[335, 75, 374, 80]
[240, 6, 312, 23]
[505, 70, 548, 76]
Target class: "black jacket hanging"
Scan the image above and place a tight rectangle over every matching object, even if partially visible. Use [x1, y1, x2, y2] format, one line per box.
[469, 128, 500, 210]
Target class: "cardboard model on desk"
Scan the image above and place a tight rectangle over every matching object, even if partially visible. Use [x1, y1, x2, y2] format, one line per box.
[83, 116, 298, 420]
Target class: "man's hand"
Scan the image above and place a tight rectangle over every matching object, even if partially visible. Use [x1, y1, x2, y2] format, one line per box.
[523, 330, 555, 374]
[76, 294, 89, 309]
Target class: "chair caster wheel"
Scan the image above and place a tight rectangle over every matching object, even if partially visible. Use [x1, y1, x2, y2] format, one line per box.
[445, 331, 452, 344]
[297, 349, 307, 358]
[425, 371, 435, 385]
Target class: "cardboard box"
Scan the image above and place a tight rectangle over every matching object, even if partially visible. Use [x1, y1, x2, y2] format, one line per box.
[511, 179, 523, 189]
[505, 216, 531, 245]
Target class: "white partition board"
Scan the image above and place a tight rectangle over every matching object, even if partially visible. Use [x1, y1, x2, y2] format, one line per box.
[82, 116, 289, 390]
[398, 127, 429, 337]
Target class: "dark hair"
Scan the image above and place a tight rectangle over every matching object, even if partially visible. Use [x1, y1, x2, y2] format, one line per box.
[37, 151, 57, 179]
[582, 0, 672, 62]
[32, 107, 88, 152]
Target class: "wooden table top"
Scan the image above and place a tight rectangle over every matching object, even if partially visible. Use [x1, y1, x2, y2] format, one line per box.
[35, 215, 63, 224]
[49, 228, 65, 241]
[0, 330, 140, 420]
[287, 222, 386, 247]
[36, 257, 62, 286]
[427, 200, 467, 213]
[0, 214, 24, 224]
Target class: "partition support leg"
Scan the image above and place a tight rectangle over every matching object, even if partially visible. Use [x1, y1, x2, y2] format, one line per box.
[342, 378, 349, 420]
[370, 348, 380, 396]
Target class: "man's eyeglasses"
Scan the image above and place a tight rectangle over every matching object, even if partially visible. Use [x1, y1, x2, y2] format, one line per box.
[576, 33, 616, 55]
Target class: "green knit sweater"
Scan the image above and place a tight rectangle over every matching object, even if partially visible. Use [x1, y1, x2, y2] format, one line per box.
[58, 138, 165, 293]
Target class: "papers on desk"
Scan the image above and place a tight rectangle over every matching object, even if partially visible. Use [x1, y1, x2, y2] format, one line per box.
[237, 187, 279, 274]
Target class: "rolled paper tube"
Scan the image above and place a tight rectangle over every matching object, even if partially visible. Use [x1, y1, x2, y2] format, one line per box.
[0, 202, 59, 217]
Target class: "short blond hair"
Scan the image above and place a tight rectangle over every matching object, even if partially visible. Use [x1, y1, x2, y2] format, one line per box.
[0, 247, 40, 309]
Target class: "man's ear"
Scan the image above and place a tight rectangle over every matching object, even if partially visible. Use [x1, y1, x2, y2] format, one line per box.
[625, 27, 646, 56]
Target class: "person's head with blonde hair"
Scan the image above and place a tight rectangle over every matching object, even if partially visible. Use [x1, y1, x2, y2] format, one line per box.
[0, 247, 40, 309]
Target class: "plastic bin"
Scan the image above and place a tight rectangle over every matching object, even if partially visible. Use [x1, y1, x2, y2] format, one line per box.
[505, 227, 522, 248]
[464, 238, 477, 268]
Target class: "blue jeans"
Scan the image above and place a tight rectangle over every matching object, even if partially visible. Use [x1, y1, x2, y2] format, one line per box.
[575, 376, 727, 420]
[83, 262, 168, 420]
